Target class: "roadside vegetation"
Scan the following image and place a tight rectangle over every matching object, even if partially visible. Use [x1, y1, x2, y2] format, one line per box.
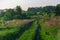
[0, 4, 60, 40]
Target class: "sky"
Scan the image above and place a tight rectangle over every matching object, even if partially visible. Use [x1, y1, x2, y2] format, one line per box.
[0, 0, 60, 10]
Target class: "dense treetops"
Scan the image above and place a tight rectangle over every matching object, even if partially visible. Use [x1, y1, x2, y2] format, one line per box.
[0, 4, 60, 20]
[55, 4, 60, 16]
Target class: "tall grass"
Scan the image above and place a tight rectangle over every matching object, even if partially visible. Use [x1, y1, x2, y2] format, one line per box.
[40, 21, 57, 40]
[0, 20, 34, 40]
[18, 21, 37, 40]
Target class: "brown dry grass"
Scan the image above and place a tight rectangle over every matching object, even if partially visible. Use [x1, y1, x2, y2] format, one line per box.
[1, 19, 34, 26]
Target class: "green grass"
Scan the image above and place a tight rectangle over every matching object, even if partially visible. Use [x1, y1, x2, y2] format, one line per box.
[56, 30, 60, 40]
[0, 20, 34, 40]
[18, 21, 37, 40]
[0, 25, 20, 40]
[56, 25, 60, 40]
[0, 19, 59, 40]
[40, 21, 56, 40]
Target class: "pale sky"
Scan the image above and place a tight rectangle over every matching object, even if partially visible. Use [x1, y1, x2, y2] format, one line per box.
[0, 0, 60, 10]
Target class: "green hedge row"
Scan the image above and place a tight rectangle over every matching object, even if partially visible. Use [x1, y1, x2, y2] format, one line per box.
[0, 21, 34, 40]
[18, 21, 37, 40]
[0, 26, 21, 40]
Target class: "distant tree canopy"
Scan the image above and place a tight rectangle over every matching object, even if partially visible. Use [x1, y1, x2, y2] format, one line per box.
[1, 6, 22, 20]
[15, 6, 22, 19]
[0, 10, 5, 17]
[3, 9, 15, 20]
[0, 4, 60, 20]
[1, 6, 31, 20]
[42, 6, 55, 13]
[55, 4, 60, 16]
[27, 6, 55, 16]
[27, 7, 40, 15]
[16, 6, 22, 15]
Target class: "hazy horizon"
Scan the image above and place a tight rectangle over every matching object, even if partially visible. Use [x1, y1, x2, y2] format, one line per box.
[0, 0, 60, 10]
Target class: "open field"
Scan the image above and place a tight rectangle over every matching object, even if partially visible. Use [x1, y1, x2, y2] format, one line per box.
[0, 19, 36, 40]
[0, 16, 60, 40]
[0, 19, 34, 26]
[39, 16, 60, 40]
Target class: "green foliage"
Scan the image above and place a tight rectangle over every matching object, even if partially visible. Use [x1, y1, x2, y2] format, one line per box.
[0, 11, 5, 17]
[0, 26, 19, 40]
[15, 6, 22, 19]
[27, 6, 55, 16]
[2, 9, 15, 20]
[42, 6, 55, 13]
[0, 20, 34, 40]
[16, 6, 22, 14]
[18, 21, 37, 40]
[55, 4, 60, 16]
[40, 21, 57, 40]
[21, 11, 31, 19]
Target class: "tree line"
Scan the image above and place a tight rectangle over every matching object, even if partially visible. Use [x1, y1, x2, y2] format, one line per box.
[0, 4, 60, 20]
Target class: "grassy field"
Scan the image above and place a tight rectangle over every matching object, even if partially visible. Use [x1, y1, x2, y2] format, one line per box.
[39, 16, 60, 40]
[18, 21, 37, 40]
[0, 18, 60, 40]
[0, 19, 34, 40]
[57, 30, 60, 40]
[40, 21, 56, 40]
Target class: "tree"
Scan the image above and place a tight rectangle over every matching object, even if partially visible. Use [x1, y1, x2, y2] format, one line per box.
[55, 4, 60, 16]
[3, 9, 15, 20]
[42, 6, 55, 13]
[16, 6, 22, 19]
[27, 7, 40, 16]
[0, 10, 5, 17]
